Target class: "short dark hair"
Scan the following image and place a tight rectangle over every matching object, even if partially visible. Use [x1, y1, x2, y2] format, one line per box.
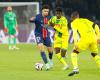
[71, 11, 79, 18]
[42, 5, 49, 10]
[56, 7, 63, 12]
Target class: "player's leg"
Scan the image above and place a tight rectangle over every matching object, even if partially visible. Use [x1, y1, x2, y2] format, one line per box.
[55, 47, 68, 70]
[8, 29, 14, 50]
[90, 41, 100, 68]
[54, 37, 69, 69]
[55, 47, 61, 60]
[68, 49, 79, 76]
[68, 39, 89, 76]
[38, 43, 48, 64]
[61, 49, 69, 70]
[68, 40, 85, 76]
[45, 36, 53, 67]
[55, 47, 68, 69]
[47, 47, 53, 67]
[12, 34, 19, 50]
[54, 39, 63, 66]
[38, 43, 50, 70]
[11, 28, 19, 50]
[91, 53, 100, 67]
[8, 35, 13, 50]
[36, 36, 50, 70]
[61, 36, 69, 70]
[54, 37, 61, 61]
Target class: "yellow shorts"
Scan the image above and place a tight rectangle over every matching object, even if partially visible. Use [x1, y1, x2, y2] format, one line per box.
[75, 37, 98, 53]
[54, 35, 69, 50]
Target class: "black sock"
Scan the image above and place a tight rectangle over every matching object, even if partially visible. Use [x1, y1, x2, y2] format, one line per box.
[48, 52, 53, 60]
[41, 52, 48, 64]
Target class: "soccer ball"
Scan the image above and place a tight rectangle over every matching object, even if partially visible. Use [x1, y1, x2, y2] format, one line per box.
[35, 62, 44, 70]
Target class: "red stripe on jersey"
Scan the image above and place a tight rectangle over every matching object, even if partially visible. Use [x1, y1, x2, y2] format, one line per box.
[43, 28, 47, 39]
[43, 18, 48, 39]
[44, 17, 48, 24]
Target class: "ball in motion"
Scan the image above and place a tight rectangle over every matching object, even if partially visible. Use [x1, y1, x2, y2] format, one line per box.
[35, 62, 44, 70]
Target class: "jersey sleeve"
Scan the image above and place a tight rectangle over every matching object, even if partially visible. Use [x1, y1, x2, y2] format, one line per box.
[4, 13, 8, 28]
[29, 14, 37, 23]
[48, 16, 55, 26]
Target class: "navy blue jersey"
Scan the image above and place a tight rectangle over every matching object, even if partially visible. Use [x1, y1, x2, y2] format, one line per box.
[33, 14, 50, 36]
[30, 14, 52, 47]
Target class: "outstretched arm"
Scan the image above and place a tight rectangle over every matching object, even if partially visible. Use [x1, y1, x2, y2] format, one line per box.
[4, 14, 8, 33]
[29, 17, 35, 23]
[4, 14, 8, 28]
[48, 17, 55, 27]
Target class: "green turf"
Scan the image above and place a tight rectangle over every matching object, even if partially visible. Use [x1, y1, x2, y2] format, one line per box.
[0, 44, 100, 80]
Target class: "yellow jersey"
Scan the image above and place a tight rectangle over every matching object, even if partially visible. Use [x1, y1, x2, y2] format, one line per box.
[48, 16, 69, 38]
[71, 18, 96, 44]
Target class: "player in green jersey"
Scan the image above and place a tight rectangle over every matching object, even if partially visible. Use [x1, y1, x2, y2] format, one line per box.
[4, 6, 19, 50]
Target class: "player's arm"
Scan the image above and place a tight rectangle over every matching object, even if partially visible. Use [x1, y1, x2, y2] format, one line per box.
[54, 18, 68, 34]
[48, 16, 55, 27]
[29, 17, 35, 23]
[94, 24, 100, 44]
[4, 14, 8, 33]
[94, 24, 100, 36]
[14, 14, 18, 31]
[4, 14, 8, 28]
[71, 23, 78, 45]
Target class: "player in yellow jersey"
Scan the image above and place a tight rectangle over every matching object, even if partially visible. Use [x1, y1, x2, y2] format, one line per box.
[94, 24, 100, 44]
[68, 11, 100, 76]
[48, 7, 69, 70]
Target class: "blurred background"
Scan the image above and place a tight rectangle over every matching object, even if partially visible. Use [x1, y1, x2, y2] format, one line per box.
[0, 0, 100, 43]
[0, 0, 100, 20]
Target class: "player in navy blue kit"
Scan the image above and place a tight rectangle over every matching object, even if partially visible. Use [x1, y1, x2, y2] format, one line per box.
[30, 5, 53, 70]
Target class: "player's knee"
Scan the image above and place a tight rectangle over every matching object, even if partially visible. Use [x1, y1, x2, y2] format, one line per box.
[47, 47, 53, 53]
[73, 49, 79, 54]
[91, 53, 97, 57]
[55, 48, 60, 54]
[61, 49, 67, 57]
[38, 43, 44, 52]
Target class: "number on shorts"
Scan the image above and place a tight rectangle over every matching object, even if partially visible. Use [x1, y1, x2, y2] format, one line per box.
[36, 37, 40, 43]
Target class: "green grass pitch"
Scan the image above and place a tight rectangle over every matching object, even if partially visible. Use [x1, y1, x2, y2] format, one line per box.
[0, 44, 100, 80]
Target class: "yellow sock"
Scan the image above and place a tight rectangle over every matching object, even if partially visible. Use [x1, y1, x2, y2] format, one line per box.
[60, 57, 68, 66]
[94, 55, 100, 68]
[71, 52, 78, 68]
[56, 53, 68, 66]
[56, 53, 61, 59]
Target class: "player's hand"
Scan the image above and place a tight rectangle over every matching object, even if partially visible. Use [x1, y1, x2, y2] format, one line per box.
[16, 26, 19, 32]
[4, 28, 8, 33]
[30, 17, 35, 21]
[49, 22, 55, 27]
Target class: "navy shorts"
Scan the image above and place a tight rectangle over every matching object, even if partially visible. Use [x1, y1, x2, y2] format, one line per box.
[35, 34, 52, 47]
